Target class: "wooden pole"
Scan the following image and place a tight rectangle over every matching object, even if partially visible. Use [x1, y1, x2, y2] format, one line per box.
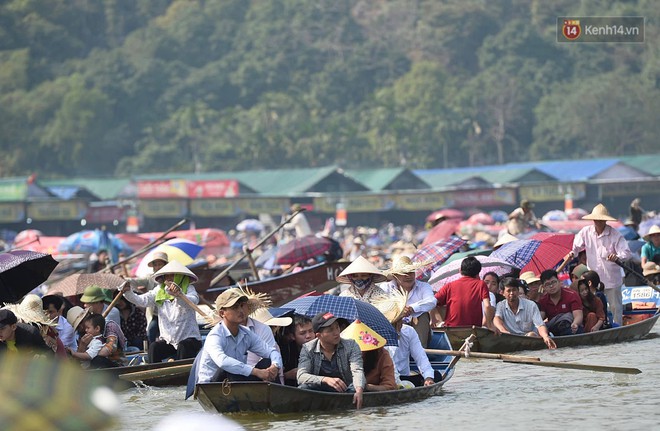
[245, 246, 260, 281]
[209, 209, 305, 288]
[103, 291, 124, 319]
[118, 364, 193, 382]
[426, 348, 541, 362]
[614, 259, 660, 294]
[101, 218, 189, 273]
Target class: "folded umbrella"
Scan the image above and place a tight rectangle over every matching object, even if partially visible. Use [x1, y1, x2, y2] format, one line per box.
[0, 251, 58, 303]
[280, 294, 398, 346]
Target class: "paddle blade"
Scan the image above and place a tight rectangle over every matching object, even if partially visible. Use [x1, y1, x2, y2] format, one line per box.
[503, 357, 642, 375]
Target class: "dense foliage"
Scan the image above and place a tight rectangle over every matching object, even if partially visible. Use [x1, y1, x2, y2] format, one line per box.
[0, 0, 658, 178]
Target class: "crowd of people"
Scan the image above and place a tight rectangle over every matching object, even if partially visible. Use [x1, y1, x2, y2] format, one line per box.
[0, 200, 658, 410]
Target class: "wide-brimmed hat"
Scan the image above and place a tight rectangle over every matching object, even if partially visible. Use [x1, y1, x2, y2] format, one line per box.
[335, 256, 387, 284]
[384, 255, 431, 277]
[214, 288, 247, 310]
[493, 233, 518, 250]
[582, 204, 616, 221]
[153, 260, 198, 283]
[642, 262, 660, 277]
[643, 225, 660, 242]
[66, 306, 90, 330]
[148, 251, 169, 268]
[4, 294, 57, 328]
[80, 285, 112, 303]
[571, 264, 589, 279]
[519, 271, 540, 285]
[340, 320, 385, 352]
[371, 287, 408, 324]
[250, 307, 293, 327]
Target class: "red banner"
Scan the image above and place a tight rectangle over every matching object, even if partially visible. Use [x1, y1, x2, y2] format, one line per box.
[187, 180, 239, 198]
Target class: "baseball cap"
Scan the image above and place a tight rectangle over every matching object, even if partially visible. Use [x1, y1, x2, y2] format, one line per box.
[312, 311, 339, 333]
[214, 288, 247, 309]
[0, 309, 18, 328]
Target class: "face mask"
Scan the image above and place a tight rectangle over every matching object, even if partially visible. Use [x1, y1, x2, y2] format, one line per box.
[351, 276, 373, 290]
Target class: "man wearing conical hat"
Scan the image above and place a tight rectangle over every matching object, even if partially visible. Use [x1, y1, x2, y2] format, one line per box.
[121, 260, 202, 364]
[337, 256, 388, 304]
[565, 203, 632, 326]
[382, 256, 436, 347]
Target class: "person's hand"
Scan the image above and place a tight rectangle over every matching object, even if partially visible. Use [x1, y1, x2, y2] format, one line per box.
[564, 251, 574, 262]
[251, 367, 270, 381]
[607, 253, 619, 262]
[266, 364, 279, 381]
[353, 388, 363, 410]
[543, 336, 557, 349]
[165, 281, 182, 297]
[423, 377, 434, 387]
[570, 323, 579, 334]
[487, 324, 501, 336]
[403, 306, 414, 317]
[322, 377, 348, 392]
[118, 280, 131, 294]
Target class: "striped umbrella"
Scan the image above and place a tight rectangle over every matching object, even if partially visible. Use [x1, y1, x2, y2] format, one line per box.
[428, 255, 515, 291]
[134, 238, 203, 278]
[280, 294, 398, 346]
[413, 237, 466, 279]
[491, 235, 573, 275]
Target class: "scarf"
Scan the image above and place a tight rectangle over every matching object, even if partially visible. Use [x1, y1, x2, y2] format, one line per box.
[154, 274, 190, 306]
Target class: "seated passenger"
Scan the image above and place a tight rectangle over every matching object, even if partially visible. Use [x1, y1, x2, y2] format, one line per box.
[538, 269, 583, 336]
[341, 320, 396, 392]
[337, 256, 388, 304]
[519, 271, 542, 303]
[581, 270, 610, 328]
[577, 279, 605, 332]
[373, 288, 436, 387]
[0, 309, 50, 355]
[297, 312, 365, 409]
[493, 278, 556, 349]
[642, 261, 660, 286]
[278, 315, 315, 386]
[195, 289, 282, 385]
[67, 314, 107, 368]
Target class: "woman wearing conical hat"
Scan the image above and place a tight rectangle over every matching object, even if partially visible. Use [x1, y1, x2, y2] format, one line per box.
[382, 255, 436, 348]
[337, 256, 388, 304]
[564, 203, 632, 326]
[120, 260, 202, 364]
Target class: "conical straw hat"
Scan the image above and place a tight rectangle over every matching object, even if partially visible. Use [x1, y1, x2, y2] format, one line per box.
[340, 320, 386, 351]
[371, 287, 408, 324]
[643, 225, 660, 242]
[582, 204, 616, 221]
[493, 233, 518, 250]
[335, 256, 387, 284]
[153, 260, 198, 283]
[383, 255, 431, 277]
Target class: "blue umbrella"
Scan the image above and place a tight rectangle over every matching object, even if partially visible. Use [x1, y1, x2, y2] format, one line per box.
[617, 226, 639, 241]
[280, 295, 398, 346]
[58, 229, 133, 262]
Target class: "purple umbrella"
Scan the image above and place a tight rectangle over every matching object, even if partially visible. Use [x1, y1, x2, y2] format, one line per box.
[0, 250, 58, 303]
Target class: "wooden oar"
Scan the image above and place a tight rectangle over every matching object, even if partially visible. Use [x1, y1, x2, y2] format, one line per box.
[425, 348, 641, 375]
[118, 364, 193, 382]
[103, 290, 124, 319]
[426, 348, 541, 362]
[208, 209, 305, 288]
[502, 357, 641, 374]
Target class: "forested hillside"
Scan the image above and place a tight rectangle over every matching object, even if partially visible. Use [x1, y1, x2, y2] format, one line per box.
[0, 0, 658, 178]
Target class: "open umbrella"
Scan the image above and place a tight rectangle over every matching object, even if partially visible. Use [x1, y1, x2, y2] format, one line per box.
[134, 238, 203, 278]
[0, 251, 58, 303]
[442, 248, 493, 266]
[491, 235, 574, 275]
[565, 208, 588, 221]
[48, 272, 125, 297]
[236, 219, 264, 232]
[466, 213, 495, 226]
[489, 210, 509, 223]
[255, 246, 280, 270]
[276, 235, 334, 265]
[413, 237, 466, 278]
[421, 219, 461, 247]
[280, 294, 397, 346]
[58, 229, 133, 262]
[542, 210, 567, 222]
[428, 255, 514, 291]
[426, 208, 465, 223]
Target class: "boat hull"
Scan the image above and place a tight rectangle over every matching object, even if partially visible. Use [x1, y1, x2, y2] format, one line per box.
[435, 312, 660, 353]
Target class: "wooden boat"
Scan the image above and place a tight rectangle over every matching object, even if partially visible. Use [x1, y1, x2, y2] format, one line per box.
[90, 357, 194, 391]
[194, 332, 457, 414]
[205, 260, 351, 306]
[433, 311, 660, 354]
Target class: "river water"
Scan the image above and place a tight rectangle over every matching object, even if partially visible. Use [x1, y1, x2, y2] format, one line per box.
[110, 326, 660, 431]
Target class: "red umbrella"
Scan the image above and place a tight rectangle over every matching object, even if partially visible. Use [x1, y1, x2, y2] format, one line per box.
[421, 219, 461, 247]
[276, 236, 334, 265]
[426, 208, 465, 223]
[530, 232, 575, 250]
[491, 236, 573, 275]
[466, 212, 495, 226]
